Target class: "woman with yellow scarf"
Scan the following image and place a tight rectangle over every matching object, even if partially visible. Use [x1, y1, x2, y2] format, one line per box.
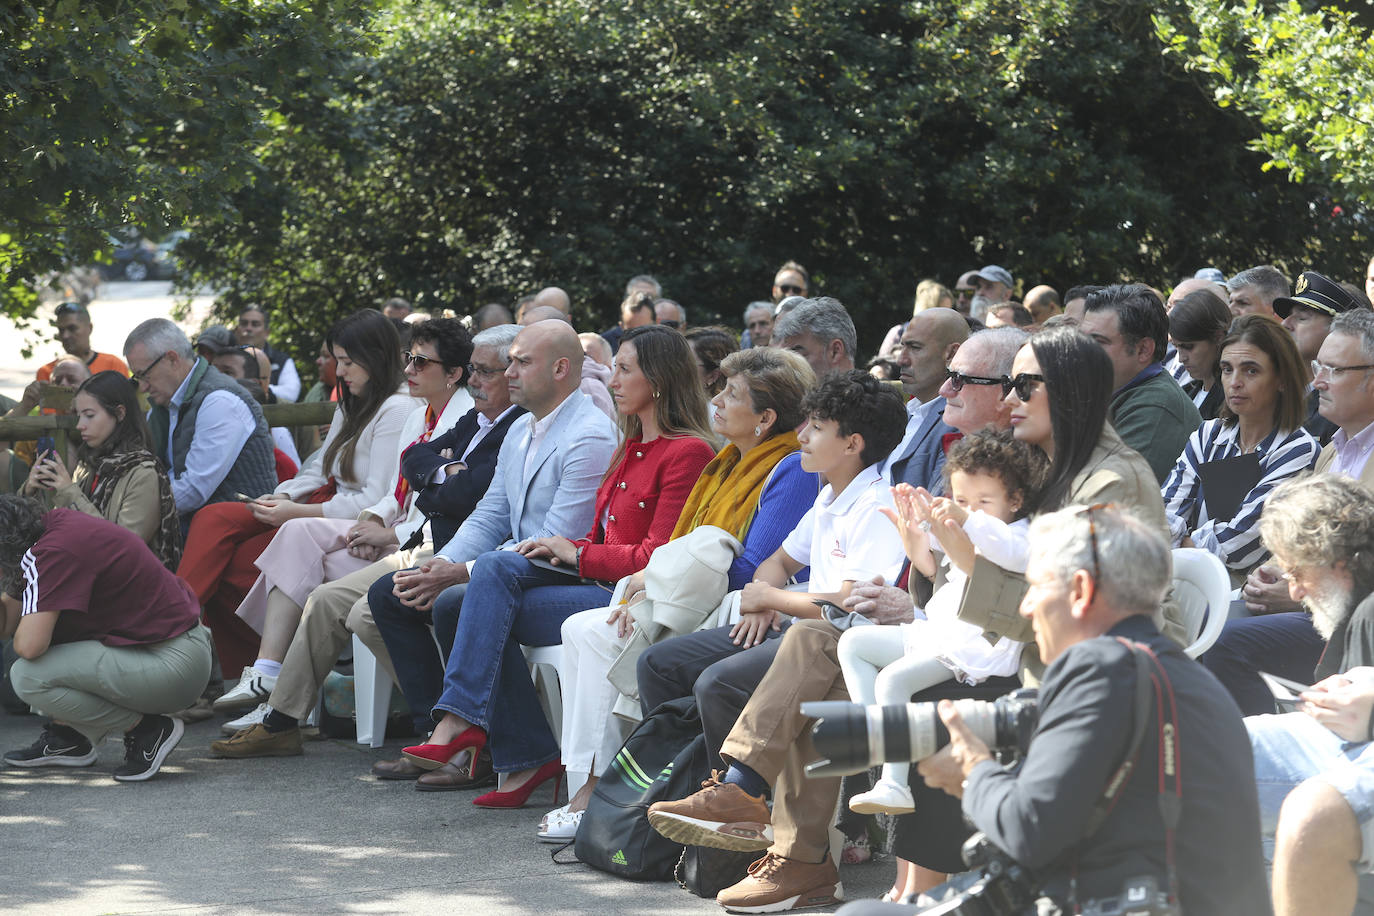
[541, 347, 820, 841]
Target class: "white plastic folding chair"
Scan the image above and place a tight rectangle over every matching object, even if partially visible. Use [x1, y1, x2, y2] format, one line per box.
[1170, 547, 1231, 658]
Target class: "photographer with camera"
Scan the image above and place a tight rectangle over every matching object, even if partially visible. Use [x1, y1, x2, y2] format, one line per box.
[840, 503, 1270, 915]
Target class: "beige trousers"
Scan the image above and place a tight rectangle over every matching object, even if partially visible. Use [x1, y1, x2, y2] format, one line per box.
[268, 545, 433, 722]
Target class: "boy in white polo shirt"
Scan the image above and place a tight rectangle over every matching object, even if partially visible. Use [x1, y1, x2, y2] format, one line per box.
[648, 370, 909, 912]
[724, 370, 910, 648]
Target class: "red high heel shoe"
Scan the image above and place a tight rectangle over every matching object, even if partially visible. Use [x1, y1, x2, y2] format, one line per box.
[472, 760, 564, 809]
[402, 725, 487, 775]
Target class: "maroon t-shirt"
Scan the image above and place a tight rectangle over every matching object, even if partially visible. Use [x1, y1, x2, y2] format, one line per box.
[18, 509, 199, 647]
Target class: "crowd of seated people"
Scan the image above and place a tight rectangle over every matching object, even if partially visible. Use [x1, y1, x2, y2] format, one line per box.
[10, 260, 1374, 916]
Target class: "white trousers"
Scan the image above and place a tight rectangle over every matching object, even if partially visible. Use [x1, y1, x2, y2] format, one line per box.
[558, 606, 634, 781]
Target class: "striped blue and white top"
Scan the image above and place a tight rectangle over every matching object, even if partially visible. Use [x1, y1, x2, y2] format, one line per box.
[1161, 419, 1320, 571]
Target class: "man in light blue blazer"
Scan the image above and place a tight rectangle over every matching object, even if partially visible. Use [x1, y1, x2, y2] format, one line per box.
[392, 319, 618, 606]
[360, 321, 618, 781]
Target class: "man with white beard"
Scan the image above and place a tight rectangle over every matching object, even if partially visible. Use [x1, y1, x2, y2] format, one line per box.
[967, 265, 1013, 323]
[1243, 475, 1374, 916]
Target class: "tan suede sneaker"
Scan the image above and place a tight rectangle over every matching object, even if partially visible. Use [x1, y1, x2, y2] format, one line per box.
[647, 770, 773, 852]
[209, 723, 303, 758]
[716, 852, 842, 913]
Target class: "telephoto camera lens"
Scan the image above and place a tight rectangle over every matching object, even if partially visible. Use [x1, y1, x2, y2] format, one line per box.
[801, 689, 1038, 778]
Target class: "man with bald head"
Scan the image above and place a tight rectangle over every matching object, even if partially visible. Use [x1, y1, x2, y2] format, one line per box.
[383, 319, 617, 615]
[520, 305, 572, 326]
[531, 286, 572, 316]
[1022, 285, 1061, 324]
[884, 309, 968, 488]
[520, 305, 616, 420]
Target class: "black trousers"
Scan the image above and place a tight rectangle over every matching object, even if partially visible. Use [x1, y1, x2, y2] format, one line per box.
[637, 622, 787, 770]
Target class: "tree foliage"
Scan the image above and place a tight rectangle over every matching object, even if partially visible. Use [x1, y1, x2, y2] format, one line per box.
[1158, 0, 1374, 204]
[182, 0, 1372, 362]
[9, 0, 1370, 362]
[0, 0, 374, 321]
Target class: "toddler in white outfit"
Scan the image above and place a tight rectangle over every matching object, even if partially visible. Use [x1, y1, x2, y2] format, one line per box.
[839, 428, 1046, 815]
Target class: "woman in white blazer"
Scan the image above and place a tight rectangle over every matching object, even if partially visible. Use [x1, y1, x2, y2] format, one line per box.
[182, 309, 414, 684]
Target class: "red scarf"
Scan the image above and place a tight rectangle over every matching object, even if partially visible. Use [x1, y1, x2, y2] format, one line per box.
[393, 404, 440, 510]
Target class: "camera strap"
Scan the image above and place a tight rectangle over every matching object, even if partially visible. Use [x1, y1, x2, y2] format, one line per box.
[1069, 638, 1181, 913]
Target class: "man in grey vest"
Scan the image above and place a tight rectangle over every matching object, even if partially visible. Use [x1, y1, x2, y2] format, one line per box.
[124, 319, 277, 525]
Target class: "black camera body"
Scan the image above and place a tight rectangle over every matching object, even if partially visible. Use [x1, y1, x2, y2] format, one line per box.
[801, 688, 1040, 778]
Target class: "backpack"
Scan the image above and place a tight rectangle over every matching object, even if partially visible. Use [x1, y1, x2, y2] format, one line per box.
[572, 696, 710, 880]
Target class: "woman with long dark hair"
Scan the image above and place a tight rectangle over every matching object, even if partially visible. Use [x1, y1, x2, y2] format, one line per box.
[399, 324, 717, 805]
[22, 370, 180, 568]
[179, 309, 414, 683]
[1169, 288, 1232, 420]
[1161, 314, 1319, 581]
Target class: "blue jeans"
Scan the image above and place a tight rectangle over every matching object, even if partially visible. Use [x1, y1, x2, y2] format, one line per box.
[368, 572, 464, 733]
[433, 550, 611, 772]
[1202, 612, 1324, 716]
[1249, 710, 1374, 869]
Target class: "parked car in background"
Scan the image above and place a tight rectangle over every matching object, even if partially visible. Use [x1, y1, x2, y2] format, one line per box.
[100, 229, 182, 281]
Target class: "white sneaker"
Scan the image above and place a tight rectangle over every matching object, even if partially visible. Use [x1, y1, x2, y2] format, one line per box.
[848, 778, 916, 815]
[221, 703, 269, 736]
[213, 666, 277, 712]
[537, 804, 583, 843]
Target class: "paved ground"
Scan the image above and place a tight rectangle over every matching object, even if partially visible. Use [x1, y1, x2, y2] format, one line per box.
[0, 709, 891, 914]
[2, 281, 216, 402]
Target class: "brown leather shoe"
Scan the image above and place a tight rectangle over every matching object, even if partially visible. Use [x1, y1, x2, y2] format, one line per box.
[716, 852, 842, 912]
[414, 748, 496, 792]
[371, 756, 427, 780]
[646, 770, 773, 852]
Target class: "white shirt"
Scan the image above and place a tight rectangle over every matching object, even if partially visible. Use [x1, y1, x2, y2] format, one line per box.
[432, 404, 520, 483]
[162, 367, 256, 511]
[781, 463, 906, 592]
[523, 392, 578, 479]
[1330, 419, 1374, 480]
[269, 356, 301, 403]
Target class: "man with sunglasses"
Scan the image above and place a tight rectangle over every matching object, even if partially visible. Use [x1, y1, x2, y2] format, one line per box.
[772, 260, 811, 304]
[882, 309, 968, 488]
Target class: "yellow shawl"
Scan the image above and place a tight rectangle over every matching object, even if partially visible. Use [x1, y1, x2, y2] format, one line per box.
[669, 431, 800, 542]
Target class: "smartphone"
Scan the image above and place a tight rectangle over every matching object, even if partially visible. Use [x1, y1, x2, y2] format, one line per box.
[232, 492, 259, 503]
[35, 435, 55, 457]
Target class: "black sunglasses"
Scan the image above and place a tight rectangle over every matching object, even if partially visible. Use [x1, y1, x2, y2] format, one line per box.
[945, 368, 1005, 392]
[1001, 372, 1046, 401]
[403, 350, 440, 370]
[776, 284, 805, 296]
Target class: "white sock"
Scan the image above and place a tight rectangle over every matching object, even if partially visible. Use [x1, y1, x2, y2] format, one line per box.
[253, 659, 282, 678]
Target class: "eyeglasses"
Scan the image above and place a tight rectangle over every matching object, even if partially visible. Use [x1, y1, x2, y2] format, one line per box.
[467, 363, 504, 379]
[1311, 360, 1374, 380]
[659, 320, 682, 329]
[776, 284, 805, 296]
[54, 302, 88, 318]
[129, 351, 169, 386]
[945, 368, 1005, 392]
[1000, 372, 1046, 401]
[403, 351, 440, 370]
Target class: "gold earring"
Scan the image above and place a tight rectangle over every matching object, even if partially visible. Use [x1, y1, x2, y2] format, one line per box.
[653, 390, 660, 399]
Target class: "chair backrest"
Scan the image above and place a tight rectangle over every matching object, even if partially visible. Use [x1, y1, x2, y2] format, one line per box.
[1170, 548, 1231, 658]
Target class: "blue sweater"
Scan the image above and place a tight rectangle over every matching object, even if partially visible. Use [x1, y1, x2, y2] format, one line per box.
[726, 450, 820, 590]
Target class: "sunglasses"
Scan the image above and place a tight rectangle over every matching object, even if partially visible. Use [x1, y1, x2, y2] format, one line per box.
[1001, 372, 1046, 401]
[776, 284, 805, 296]
[945, 368, 1005, 392]
[130, 351, 170, 386]
[403, 351, 440, 370]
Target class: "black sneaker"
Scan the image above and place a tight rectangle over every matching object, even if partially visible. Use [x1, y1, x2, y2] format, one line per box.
[3, 723, 97, 768]
[113, 715, 184, 782]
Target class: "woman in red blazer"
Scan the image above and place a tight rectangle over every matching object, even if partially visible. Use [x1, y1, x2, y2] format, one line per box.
[402, 325, 717, 804]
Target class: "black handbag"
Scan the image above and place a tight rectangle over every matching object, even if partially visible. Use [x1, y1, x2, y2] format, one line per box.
[571, 696, 710, 881]
[674, 844, 759, 899]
